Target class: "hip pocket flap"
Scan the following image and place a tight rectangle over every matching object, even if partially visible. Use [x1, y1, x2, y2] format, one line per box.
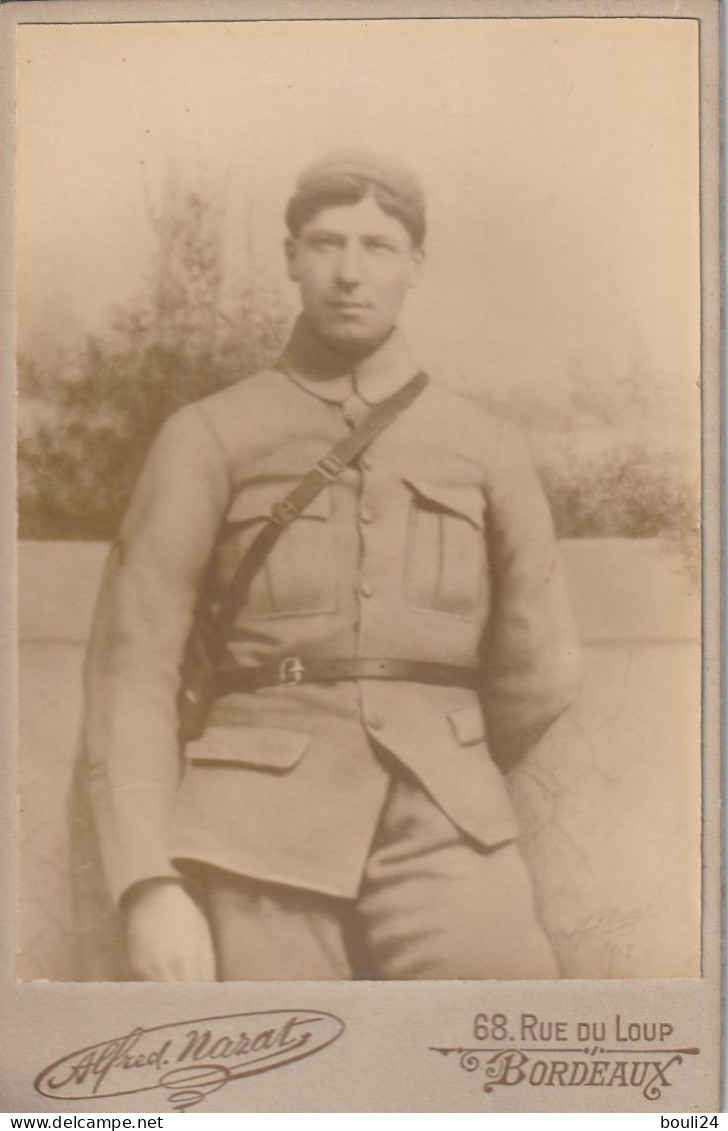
[447, 704, 486, 746]
[186, 725, 311, 771]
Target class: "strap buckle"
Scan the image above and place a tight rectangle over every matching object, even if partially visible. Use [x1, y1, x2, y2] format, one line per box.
[270, 499, 300, 527]
[315, 454, 345, 481]
[279, 656, 305, 687]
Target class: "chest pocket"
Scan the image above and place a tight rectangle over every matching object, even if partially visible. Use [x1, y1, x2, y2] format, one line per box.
[403, 479, 487, 617]
[221, 485, 337, 619]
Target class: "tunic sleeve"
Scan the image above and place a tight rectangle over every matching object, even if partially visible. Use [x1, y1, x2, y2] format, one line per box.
[480, 421, 582, 772]
[82, 404, 230, 903]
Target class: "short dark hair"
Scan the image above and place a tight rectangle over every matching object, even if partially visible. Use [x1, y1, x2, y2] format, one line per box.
[285, 174, 426, 247]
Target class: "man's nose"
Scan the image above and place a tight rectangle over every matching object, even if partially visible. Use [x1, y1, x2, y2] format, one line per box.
[334, 242, 364, 286]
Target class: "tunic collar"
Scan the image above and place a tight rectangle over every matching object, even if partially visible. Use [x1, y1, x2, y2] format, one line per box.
[277, 315, 420, 405]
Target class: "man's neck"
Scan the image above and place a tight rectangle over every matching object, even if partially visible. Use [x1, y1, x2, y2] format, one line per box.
[278, 315, 419, 406]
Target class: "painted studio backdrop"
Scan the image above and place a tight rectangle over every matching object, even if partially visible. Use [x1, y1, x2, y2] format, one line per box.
[16, 17, 700, 979]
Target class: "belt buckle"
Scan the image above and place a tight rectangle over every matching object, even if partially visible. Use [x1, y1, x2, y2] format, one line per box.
[279, 656, 305, 687]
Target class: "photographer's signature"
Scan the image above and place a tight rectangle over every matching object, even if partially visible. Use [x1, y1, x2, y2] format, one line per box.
[35, 1010, 345, 1110]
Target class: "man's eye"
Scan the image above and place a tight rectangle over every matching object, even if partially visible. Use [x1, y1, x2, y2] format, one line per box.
[366, 240, 395, 253]
[310, 236, 339, 250]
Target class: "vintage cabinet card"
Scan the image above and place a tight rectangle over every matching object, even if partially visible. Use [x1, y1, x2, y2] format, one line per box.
[1, 0, 723, 1114]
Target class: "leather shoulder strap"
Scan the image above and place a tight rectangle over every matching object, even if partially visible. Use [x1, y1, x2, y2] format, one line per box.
[210, 369, 430, 655]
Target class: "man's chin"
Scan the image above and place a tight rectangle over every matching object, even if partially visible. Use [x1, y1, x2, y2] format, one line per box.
[316, 323, 391, 358]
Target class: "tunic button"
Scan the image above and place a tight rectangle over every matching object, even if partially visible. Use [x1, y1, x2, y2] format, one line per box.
[367, 714, 383, 731]
[359, 579, 374, 598]
[359, 505, 375, 524]
[360, 453, 373, 471]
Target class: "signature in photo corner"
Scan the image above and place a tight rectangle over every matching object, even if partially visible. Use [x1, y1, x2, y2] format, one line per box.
[548, 902, 669, 974]
[34, 1009, 345, 1112]
[550, 900, 667, 948]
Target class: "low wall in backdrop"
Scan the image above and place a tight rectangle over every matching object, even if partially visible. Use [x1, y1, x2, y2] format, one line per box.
[17, 537, 701, 981]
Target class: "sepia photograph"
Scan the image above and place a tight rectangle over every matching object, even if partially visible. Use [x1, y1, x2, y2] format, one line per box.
[16, 12, 703, 985]
[4, 0, 723, 1114]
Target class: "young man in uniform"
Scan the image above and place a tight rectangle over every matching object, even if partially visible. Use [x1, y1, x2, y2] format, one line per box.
[83, 150, 582, 981]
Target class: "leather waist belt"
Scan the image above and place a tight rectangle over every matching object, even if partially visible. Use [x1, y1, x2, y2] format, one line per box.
[212, 657, 481, 696]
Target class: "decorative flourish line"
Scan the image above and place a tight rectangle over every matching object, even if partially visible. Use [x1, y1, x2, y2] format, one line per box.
[603, 1048, 700, 1056]
[430, 1046, 700, 1056]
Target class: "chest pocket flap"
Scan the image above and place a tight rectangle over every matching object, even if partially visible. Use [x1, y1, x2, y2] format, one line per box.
[403, 478, 487, 616]
[225, 485, 331, 526]
[402, 478, 485, 529]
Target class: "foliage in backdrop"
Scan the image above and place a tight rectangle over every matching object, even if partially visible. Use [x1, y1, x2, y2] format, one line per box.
[19, 181, 698, 569]
[19, 183, 290, 540]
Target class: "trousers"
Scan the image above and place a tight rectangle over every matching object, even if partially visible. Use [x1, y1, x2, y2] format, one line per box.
[192, 770, 558, 981]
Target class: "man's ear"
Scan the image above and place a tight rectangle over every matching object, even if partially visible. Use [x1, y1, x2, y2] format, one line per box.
[408, 244, 426, 290]
[284, 237, 300, 282]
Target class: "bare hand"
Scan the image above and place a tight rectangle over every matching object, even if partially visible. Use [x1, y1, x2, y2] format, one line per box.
[124, 880, 217, 982]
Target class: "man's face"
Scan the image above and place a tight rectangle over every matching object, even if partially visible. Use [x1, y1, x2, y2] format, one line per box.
[285, 193, 424, 355]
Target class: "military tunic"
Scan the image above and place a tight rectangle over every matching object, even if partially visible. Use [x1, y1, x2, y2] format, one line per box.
[83, 316, 582, 921]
